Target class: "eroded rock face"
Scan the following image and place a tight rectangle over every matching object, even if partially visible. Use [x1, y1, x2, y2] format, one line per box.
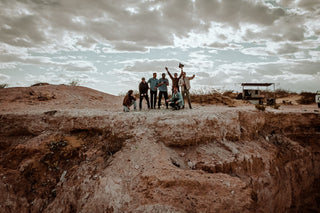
[0, 85, 319, 212]
[0, 109, 319, 213]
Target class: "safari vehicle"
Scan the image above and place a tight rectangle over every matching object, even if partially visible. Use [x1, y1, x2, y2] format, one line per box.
[241, 83, 276, 105]
[316, 91, 320, 108]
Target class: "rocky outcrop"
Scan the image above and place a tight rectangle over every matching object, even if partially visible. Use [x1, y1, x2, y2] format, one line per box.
[0, 108, 319, 212]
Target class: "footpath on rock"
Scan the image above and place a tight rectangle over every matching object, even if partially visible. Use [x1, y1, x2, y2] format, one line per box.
[0, 85, 319, 213]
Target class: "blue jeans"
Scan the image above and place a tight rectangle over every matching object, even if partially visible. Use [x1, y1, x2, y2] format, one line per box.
[123, 100, 137, 112]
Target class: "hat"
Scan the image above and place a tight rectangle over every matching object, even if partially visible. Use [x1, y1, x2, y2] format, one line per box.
[178, 63, 184, 68]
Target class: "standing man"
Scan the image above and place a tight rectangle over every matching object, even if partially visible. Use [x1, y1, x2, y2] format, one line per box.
[167, 87, 184, 110]
[165, 66, 183, 93]
[179, 71, 195, 109]
[157, 73, 169, 109]
[147, 73, 159, 109]
[139, 77, 150, 110]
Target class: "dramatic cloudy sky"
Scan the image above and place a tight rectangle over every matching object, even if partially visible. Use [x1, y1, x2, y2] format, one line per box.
[0, 0, 320, 94]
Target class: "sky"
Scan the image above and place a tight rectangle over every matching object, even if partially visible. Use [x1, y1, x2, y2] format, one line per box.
[0, 0, 320, 95]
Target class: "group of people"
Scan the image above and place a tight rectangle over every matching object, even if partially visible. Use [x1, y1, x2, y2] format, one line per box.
[123, 63, 195, 112]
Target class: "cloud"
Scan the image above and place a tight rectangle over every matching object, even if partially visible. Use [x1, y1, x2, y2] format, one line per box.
[62, 61, 97, 72]
[0, 73, 10, 82]
[0, 0, 320, 94]
[124, 59, 182, 73]
[0, 0, 304, 51]
[195, 0, 285, 27]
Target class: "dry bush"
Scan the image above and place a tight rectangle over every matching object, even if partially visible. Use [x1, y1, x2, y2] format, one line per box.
[255, 104, 266, 111]
[273, 104, 280, 109]
[260, 89, 297, 99]
[190, 89, 236, 106]
[297, 92, 316, 105]
[69, 80, 80, 86]
[31, 82, 50, 87]
[0, 83, 8, 88]
[275, 89, 297, 98]
[222, 90, 237, 98]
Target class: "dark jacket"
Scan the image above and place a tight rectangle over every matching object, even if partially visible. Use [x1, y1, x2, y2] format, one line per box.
[123, 94, 136, 106]
[139, 82, 149, 94]
[167, 70, 183, 89]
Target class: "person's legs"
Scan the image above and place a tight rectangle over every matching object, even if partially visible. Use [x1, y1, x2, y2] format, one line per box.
[133, 100, 137, 110]
[129, 100, 137, 110]
[139, 94, 143, 110]
[153, 91, 157, 109]
[186, 90, 192, 109]
[145, 95, 150, 108]
[164, 91, 169, 108]
[181, 90, 186, 109]
[150, 91, 154, 109]
[169, 102, 177, 109]
[158, 91, 163, 108]
[123, 106, 130, 112]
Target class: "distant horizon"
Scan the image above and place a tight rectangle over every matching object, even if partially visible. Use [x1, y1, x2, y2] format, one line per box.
[1, 0, 319, 95]
[2, 80, 316, 96]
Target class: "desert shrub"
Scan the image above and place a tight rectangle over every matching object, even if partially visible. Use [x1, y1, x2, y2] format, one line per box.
[31, 82, 49, 87]
[273, 104, 280, 109]
[275, 89, 297, 98]
[190, 89, 235, 106]
[297, 92, 316, 105]
[222, 90, 237, 98]
[69, 80, 80, 86]
[0, 83, 8, 88]
[255, 104, 266, 111]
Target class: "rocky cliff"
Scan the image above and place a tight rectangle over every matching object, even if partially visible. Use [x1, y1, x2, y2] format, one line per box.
[0, 85, 319, 212]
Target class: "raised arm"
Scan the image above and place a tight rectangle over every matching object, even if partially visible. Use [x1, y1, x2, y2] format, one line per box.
[189, 74, 196, 80]
[178, 68, 183, 79]
[165, 67, 173, 80]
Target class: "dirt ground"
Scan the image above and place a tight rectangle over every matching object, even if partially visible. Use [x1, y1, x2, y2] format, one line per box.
[0, 85, 319, 213]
